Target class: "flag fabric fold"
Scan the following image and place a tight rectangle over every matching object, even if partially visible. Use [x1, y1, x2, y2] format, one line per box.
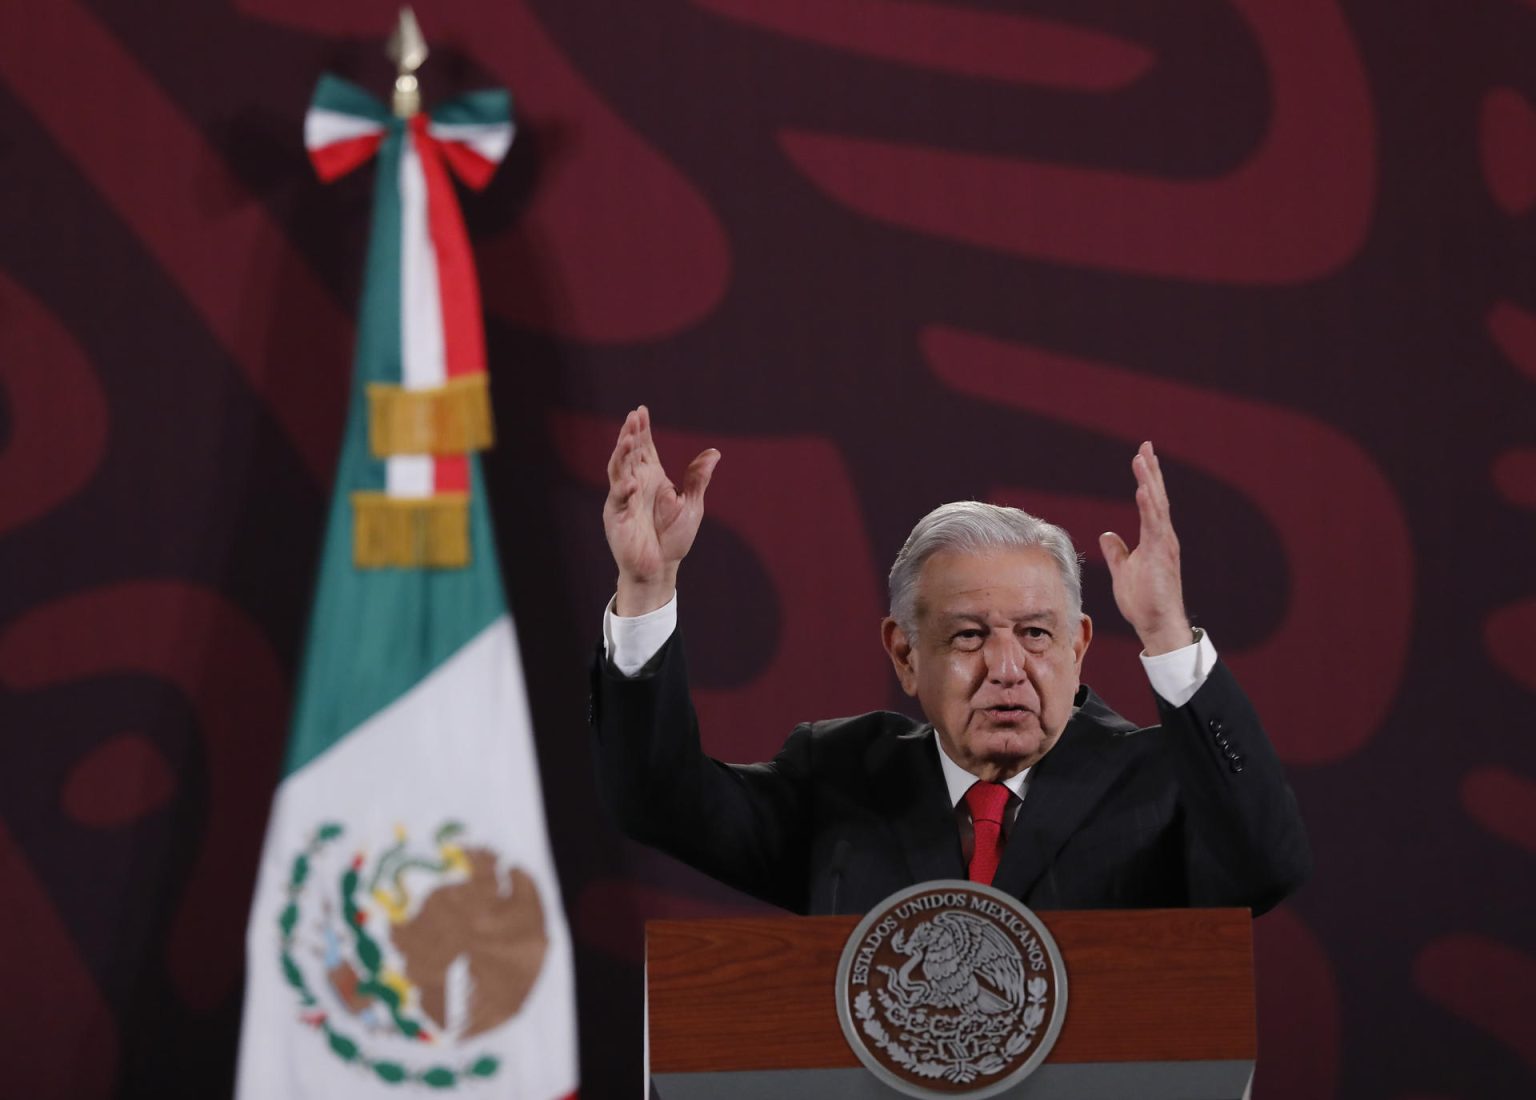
[236, 75, 577, 1099]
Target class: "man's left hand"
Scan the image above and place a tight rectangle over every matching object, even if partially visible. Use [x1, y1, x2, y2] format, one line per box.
[1099, 442, 1195, 656]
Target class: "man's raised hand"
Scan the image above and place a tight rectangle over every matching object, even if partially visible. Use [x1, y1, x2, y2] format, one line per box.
[603, 406, 720, 616]
[1098, 442, 1194, 656]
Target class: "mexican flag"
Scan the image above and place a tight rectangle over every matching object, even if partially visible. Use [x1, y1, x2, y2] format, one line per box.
[235, 75, 578, 1098]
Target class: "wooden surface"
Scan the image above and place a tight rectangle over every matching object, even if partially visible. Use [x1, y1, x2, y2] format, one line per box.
[647, 908, 1255, 1074]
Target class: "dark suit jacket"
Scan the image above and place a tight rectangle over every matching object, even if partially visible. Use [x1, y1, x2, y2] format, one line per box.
[590, 631, 1310, 916]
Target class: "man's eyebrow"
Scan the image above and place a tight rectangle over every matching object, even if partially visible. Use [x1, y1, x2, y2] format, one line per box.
[933, 612, 988, 628]
[931, 610, 1060, 628]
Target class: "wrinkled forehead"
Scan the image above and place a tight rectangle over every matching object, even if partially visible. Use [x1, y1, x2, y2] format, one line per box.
[913, 547, 1074, 621]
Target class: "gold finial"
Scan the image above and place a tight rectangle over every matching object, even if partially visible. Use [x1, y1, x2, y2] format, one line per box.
[386, 7, 428, 118]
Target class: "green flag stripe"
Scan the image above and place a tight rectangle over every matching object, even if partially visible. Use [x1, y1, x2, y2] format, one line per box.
[354, 127, 405, 397]
[283, 123, 505, 778]
[311, 73, 393, 125]
[430, 89, 512, 127]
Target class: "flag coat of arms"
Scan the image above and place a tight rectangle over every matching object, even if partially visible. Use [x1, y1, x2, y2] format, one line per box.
[236, 74, 578, 1098]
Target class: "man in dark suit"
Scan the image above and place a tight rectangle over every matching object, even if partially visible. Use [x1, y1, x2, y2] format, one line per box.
[590, 407, 1310, 916]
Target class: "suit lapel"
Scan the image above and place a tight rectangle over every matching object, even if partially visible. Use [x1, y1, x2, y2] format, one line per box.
[876, 727, 966, 885]
[992, 686, 1136, 900]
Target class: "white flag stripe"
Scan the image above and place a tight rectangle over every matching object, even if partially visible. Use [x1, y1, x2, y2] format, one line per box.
[398, 133, 447, 392]
[304, 107, 386, 151]
[428, 121, 516, 167]
[388, 132, 446, 497]
[386, 454, 434, 498]
[236, 617, 579, 1098]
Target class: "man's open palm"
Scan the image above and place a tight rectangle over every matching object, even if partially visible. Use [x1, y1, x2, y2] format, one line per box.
[603, 406, 719, 615]
[1098, 442, 1193, 656]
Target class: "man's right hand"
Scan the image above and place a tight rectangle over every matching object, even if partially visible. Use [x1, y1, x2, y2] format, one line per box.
[603, 406, 720, 616]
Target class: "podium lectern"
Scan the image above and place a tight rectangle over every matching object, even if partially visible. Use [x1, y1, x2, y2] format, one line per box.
[647, 908, 1255, 1099]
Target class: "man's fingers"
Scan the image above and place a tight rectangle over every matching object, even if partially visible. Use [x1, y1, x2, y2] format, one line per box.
[1133, 448, 1171, 532]
[1135, 482, 1160, 548]
[1099, 531, 1129, 573]
[635, 403, 663, 467]
[607, 405, 672, 505]
[681, 448, 721, 503]
[606, 472, 641, 509]
[1141, 441, 1172, 520]
[606, 409, 641, 485]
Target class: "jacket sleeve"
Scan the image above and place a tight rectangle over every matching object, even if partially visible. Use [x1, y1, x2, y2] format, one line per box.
[588, 630, 813, 911]
[1157, 659, 1313, 914]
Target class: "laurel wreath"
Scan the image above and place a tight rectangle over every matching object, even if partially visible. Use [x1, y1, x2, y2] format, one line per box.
[278, 821, 501, 1088]
[854, 976, 1050, 1084]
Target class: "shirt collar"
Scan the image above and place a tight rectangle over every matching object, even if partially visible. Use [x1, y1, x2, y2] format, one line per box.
[932, 730, 1031, 807]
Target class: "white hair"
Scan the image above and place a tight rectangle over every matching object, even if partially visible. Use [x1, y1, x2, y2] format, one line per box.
[888, 501, 1084, 635]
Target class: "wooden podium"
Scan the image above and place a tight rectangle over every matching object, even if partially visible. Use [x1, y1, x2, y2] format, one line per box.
[646, 908, 1256, 1099]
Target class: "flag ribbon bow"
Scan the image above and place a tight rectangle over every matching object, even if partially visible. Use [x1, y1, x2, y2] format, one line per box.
[304, 74, 514, 569]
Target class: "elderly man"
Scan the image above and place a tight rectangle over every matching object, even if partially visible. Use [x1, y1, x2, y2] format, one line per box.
[590, 407, 1310, 916]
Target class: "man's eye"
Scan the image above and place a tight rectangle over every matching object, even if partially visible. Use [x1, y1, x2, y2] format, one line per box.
[1022, 627, 1051, 641]
[952, 630, 984, 649]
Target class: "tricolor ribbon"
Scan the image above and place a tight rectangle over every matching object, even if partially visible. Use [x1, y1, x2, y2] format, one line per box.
[305, 74, 513, 568]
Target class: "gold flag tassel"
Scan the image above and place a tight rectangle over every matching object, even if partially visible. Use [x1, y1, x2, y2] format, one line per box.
[367, 375, 495, 458]
[352, 492, 470, 568]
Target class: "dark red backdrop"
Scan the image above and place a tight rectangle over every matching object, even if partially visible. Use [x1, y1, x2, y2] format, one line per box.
[2, 1, 1534, 1097]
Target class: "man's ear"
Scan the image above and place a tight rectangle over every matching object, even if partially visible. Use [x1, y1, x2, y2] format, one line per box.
[882, 617, 919, 697]
[1072, 614, 1093, 675]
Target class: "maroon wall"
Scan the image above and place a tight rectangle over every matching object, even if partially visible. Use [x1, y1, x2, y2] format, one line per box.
[2, 1, 1533, 1096]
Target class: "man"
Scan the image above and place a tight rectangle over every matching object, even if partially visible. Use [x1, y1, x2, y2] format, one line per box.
[590, 406, 1310, 916]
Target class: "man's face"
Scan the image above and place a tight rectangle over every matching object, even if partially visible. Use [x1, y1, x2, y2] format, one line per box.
[882, 547, 1092, 781]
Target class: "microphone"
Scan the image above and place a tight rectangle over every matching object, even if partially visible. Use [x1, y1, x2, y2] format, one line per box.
[829, 837, 852, 914]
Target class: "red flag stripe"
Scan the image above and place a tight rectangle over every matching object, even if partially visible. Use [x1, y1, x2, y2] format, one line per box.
[435, 139, 501, 191]
[308, 132, 385, 182]
[411, 116, 487, 384]
[407, 118, 485, 497]
[435, 454, 469, 493]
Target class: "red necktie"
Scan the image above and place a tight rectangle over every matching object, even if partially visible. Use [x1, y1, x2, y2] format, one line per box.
[964, 781, 1011, 884]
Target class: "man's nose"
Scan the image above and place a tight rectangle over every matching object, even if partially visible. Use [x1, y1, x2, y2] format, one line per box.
[984, 633, 1026, 684]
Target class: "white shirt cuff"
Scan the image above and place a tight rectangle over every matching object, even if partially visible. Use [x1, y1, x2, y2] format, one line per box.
[1139, 628, 1218, 708]
[603, 593, 679, 677]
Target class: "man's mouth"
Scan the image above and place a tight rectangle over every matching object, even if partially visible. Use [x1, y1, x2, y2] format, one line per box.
[981, 705, 1032, 721]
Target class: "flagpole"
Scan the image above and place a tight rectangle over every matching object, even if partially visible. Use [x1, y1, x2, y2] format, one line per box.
[386, 7, 426, 119]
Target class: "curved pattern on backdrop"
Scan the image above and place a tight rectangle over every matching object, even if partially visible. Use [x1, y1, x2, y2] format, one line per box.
[0, 1, 1531, 1097]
